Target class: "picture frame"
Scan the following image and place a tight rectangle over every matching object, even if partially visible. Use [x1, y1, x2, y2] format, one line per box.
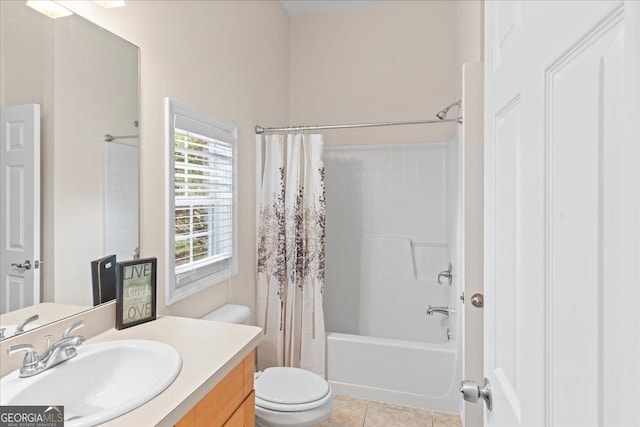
[116, 257, 157, 330]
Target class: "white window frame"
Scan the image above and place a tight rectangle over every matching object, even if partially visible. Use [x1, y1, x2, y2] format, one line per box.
[165, 98, 238, 305]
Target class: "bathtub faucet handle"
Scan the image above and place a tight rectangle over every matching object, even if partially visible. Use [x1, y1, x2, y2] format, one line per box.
[426, 305, 450, 316]
[437, 263, 453, 285]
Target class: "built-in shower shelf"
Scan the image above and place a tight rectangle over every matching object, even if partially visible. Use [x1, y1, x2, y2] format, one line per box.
[410, 240, 449, 283]
[361, 235, 449, 284]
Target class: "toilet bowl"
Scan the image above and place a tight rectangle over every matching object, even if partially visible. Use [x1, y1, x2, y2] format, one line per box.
[254, 367, 333, 427]
[201, 305, 333, 427]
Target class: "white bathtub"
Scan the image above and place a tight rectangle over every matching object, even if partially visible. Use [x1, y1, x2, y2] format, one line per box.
[326, 332, 461, 414]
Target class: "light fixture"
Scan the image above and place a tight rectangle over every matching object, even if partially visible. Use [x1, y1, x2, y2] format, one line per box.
[94, 1, 125, 7]
[25, 1, 73, 19]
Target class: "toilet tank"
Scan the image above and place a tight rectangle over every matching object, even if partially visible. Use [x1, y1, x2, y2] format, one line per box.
[201, 304, 251, 325]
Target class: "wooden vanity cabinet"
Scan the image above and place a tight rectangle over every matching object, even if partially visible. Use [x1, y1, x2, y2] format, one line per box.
[176, 350, 255, 427]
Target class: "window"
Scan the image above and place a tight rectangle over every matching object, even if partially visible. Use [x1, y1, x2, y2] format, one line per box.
[165, 98, 238, 305]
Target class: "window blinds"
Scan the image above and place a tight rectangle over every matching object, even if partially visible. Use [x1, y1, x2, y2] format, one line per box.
[173, 114, 234, 289]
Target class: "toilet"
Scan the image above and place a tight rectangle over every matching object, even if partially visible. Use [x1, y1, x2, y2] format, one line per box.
[202, 304, 333, 427]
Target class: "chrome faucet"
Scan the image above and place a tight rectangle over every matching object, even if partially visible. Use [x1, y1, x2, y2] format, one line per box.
[426, 305, 450, 316]
[15, 314, 40, 334]
[7, 320, 85, 378]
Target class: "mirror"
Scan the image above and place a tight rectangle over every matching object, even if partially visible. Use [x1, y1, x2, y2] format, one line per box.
[0, 2, 139, 337]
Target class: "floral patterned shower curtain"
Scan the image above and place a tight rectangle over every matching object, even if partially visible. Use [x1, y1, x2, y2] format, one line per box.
[256, 133, 326, 377]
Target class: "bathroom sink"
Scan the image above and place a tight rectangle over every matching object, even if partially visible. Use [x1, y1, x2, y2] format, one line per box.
[0, 323, 40, 339]
[0, 339, 182, 426]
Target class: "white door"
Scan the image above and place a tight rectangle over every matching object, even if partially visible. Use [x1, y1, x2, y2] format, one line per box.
[484, 1, 640, 426]
[0, 104, 41, 314]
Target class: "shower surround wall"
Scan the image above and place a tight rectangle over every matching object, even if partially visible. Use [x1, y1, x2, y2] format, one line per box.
[324, 142, 450, 342]
[323, 141, 461, 413]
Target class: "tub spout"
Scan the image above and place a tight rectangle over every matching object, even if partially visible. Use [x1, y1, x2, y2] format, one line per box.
[426, 305, 450, 316]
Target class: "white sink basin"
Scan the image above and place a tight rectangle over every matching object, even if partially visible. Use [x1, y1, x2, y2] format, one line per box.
[0, 339, 182, 426]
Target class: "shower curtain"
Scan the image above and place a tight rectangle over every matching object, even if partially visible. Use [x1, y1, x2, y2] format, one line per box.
[256, 133, 326, 377]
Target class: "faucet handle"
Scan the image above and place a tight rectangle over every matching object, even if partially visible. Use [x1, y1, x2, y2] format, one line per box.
[7, 344, 40, 368]
[0, 328, 6, 339]
[63, 320, 84, 338]
[437, 263, 453, 285]
[15, 314, 39, 334]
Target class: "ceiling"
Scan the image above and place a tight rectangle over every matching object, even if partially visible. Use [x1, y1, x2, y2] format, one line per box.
[280, 1, 389, 16]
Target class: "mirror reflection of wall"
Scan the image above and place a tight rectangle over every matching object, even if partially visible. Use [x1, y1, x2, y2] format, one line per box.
[0, 1, 139, 322]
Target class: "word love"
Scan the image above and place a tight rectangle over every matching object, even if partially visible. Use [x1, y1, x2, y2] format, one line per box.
[127, 302, 151, 321]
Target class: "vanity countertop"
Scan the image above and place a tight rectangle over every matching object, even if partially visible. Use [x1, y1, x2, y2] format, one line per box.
[90, 315, 262, 426]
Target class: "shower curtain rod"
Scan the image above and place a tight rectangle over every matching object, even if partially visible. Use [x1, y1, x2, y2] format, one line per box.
[254, 116, 462, 134]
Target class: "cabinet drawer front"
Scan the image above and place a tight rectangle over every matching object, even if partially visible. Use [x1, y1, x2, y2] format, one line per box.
[243, 391, 255, 427]
[196, 362, 245, 426]
[223, 391, 255, 427]
[223, 404, 244, 427]
[175, 351, 255, 427]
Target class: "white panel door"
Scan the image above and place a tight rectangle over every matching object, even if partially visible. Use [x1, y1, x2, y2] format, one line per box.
[0, 104, 41, 314]
[484, 1, 640, 426]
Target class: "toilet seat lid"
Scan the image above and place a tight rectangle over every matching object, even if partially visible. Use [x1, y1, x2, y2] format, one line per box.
[255, 367, 330, 407]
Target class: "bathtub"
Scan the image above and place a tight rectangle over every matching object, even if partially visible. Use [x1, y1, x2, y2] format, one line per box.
[326, 332, 461, 414]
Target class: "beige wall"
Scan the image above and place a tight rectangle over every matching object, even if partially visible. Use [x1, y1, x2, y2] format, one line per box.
[456, 1, 484, 78]
[289, 1, 460, 146]
[462, 62, 484, 427]
[289, 0, 483, 147]
[57, 0, 290, 320]
[0, 2, 52, 108]
[455, 3, 484, 425]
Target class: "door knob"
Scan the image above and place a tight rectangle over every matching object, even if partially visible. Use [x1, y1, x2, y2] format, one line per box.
[460, 377, 492, 410]
[11, 260, 31, 270]
[470, 293, 484, 308]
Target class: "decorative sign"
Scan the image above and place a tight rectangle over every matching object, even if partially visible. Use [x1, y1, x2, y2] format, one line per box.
[116, 258, 157, 329]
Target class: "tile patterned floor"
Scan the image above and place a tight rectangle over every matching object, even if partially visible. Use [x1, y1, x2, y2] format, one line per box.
[315, 395, 462, 427]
